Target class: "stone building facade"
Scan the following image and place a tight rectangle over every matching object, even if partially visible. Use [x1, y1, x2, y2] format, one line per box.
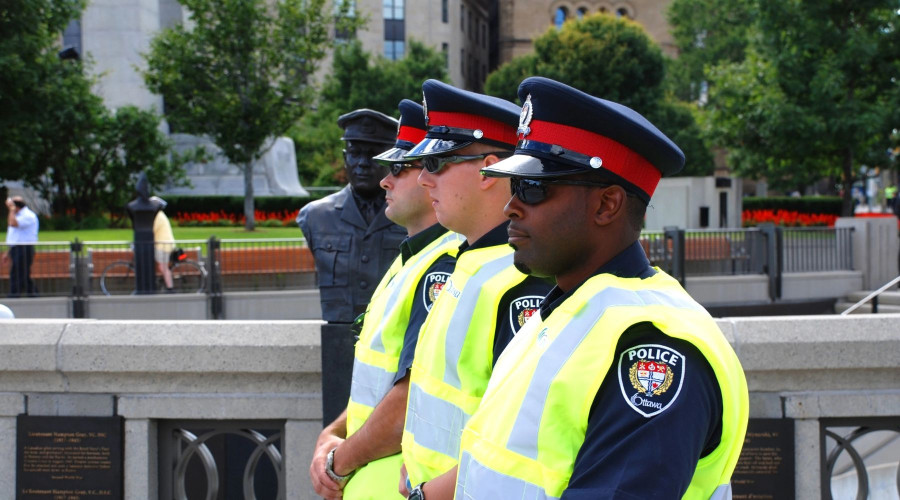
[497, 0, 677, 64]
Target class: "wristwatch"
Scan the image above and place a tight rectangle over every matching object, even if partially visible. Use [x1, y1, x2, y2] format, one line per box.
[325, 447, 353, 484]
[408, 482, 426, 500]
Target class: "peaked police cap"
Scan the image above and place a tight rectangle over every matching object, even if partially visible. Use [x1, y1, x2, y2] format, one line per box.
[405, 79, 520, 159]
[337, 108, 398, 146]
[374, 99, 427, 166]
[481, 77, 685, 202]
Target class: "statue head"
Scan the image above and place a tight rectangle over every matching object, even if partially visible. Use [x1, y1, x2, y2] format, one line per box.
[337, 109, 398, 198]
[135, 171, 151, 202]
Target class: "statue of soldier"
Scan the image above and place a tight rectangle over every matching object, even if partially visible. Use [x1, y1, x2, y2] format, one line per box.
[297, 109, 406, 423]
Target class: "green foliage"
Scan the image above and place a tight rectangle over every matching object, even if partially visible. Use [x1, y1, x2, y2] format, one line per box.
[483, 13, 714, 176]
[162, 195, 326, 217]
[290, 39, 449, 186]
[142, 0, 341, 229]
[698, 0, 900, 215]
[0, 0, 187, 220]
[742, 196, 843, 216]
[666, 0, 755, 101]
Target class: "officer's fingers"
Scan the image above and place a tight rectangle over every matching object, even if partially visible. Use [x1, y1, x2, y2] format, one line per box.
[311, 470, 342, 497]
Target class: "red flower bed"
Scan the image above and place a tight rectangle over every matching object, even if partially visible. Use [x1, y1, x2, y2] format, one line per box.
[742, 209, 838, 227]
[173, 209, 297, 227]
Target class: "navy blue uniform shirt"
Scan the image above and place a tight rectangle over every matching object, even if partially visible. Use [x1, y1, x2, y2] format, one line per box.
[394, 224, 458, 384]
[539, 241, 723, 499]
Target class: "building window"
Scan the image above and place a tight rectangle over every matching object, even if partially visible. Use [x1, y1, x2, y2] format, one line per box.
[442, 0, 448, 23]
[616, 7, 630, 19]
[384, 40, 405, 60]
[577, 7, 588, 19]
[554, 6, 568, 29]
[442, 42, 449, 68]
[461, 4, 465, 31]
[468, 10, 473, 39]
[334, 0, 357, 40]
[482, 22, 487, 49]
[62, 18, 82, 56]
[383, 0, 404, 59]
[461, 49, 465, 76]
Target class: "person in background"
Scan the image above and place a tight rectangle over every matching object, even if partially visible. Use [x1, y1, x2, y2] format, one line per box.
[4, 196, 39, 297]
[149, 196, 174, 292]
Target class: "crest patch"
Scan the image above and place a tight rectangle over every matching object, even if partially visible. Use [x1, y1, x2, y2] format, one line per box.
[509, 295, 542, 333]
[617, 344, 685, 418]
[422, 272, 450, 312]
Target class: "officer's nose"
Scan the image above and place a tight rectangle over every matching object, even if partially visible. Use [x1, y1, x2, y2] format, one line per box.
[380, 172, 393, 190]
[503, 193, 524, 220]
[418, 168, 436, 189]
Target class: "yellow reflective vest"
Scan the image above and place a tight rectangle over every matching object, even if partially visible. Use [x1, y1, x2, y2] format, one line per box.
[455, 270, 749, 500]
[342, 230, 463, 500]
[402, 243, 535, 485]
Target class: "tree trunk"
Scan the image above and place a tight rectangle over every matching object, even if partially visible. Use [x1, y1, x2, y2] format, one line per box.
[243, 161, 255, 231]
[840, 148, 855, 217]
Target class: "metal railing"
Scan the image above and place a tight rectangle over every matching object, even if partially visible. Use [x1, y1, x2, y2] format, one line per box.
[0, 226, 856, 311]
[821, 417, 900, 500]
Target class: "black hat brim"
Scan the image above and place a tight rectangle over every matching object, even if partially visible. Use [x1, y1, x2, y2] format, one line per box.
[404, 137, 473, 159]
[373, 147, 411, 166]
[480, 154, 584, 178]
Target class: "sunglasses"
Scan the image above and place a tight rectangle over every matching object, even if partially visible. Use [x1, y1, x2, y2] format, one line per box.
[510, 176, 615, 205]
[422, 152, 511, 174]
[388, 162, 420, 176]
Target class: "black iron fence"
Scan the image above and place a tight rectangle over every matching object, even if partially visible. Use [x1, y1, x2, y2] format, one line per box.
[0, 225, 853, 309]
[821, 417, 900, 499]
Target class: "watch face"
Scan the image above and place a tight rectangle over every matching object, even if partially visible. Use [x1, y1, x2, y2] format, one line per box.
[408, 485, 425, 500]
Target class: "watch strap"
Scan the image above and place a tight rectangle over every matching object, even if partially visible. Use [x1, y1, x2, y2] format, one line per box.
[325, 447, 353, 483]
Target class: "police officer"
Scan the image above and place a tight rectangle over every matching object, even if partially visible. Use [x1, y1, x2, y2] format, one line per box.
[408, 77, 750, 500]
[297, 109, 408, 423]
[399, 80, 553, 495]
[310, 100, 462, 500]
[298, 109, 407, 323]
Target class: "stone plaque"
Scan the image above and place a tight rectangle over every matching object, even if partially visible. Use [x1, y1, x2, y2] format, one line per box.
[16, 415, 123, 500]
[732, 418, 795, 499]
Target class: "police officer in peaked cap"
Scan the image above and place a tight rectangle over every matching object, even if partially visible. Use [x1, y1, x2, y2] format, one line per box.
[310, 100, 463, 500]
[398, 80, 553, 499]
[409, 77, 749, 499]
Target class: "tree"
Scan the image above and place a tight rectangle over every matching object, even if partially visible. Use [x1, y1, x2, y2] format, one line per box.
[484, 13, 714, 176]
[143, 0, 343, 230]
[701, 0, 900, 214]
[290, 39, 449, 185]
[0, 0, 188, 221]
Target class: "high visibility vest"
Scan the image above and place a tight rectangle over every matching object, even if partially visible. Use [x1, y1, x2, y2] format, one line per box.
[455, 270, 749, 500]
[342, 230, 463, 500]
[402, 244, 532, 485]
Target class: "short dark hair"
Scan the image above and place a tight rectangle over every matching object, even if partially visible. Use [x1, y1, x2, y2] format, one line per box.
[12, 199, 25, 209]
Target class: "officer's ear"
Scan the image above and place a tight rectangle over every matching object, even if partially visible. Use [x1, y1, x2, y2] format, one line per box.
[592, 185, 628, 228]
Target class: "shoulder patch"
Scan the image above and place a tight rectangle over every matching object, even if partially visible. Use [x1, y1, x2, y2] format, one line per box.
[617, 344, 686, 418]
[508, 295, 543, 334]
[422, 272, 451, 312]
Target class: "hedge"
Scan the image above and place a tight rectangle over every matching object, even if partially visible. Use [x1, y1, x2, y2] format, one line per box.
[741, 196, 842, 215]
[161, 194, 329, 217]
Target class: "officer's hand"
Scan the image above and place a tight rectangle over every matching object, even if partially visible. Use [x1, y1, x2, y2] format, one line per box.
[309, 434, 345, 499]
[398, 462, 410, 497]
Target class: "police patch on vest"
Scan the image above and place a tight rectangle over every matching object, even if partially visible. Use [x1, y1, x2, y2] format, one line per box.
[509, 295, 542, 333]
[617, 344, 685, 418]
[422, 271, 451, 312]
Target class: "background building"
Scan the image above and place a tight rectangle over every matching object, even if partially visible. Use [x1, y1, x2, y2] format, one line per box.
[497, 0, 677, 64]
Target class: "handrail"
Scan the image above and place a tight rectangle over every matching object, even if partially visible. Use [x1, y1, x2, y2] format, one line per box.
[840, 275, 900, 315]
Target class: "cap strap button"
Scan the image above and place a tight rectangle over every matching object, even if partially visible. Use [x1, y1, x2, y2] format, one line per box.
[590, 157, 603, 169]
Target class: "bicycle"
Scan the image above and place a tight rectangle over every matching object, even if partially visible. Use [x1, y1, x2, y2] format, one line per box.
[99, 248, 208, 296]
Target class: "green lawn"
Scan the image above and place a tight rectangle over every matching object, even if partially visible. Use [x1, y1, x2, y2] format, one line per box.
[3, 225, 303, 243]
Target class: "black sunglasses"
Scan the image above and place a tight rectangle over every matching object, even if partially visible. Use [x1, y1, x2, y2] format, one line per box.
[388, 162, 420, 176]
[510, 177, 615, 205]
[422, 152, 511, 174]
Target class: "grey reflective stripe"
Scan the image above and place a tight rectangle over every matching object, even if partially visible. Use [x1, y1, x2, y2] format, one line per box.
[442, 251, 516, 389]
[349, 359, 396, 408]
[370, 232, 461, 353]
[506, 285, 706, 459]
[405, 382, 470, 460]
[710, 483, 732, 500]
[457, 451, 557, 500]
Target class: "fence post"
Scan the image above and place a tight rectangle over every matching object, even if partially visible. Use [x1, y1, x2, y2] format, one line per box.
[663, 226, 686, 287]
[759, 223, 783, 301]
[207, 236, 224, 319]
[70, 239, 88, 318]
